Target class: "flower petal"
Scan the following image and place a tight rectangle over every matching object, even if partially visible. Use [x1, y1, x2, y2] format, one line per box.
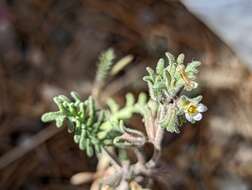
[185, 113, 193, 123]
[191, 81, 198, 89]
[197, 103, 207, 112]
[193, 113, 202, 121]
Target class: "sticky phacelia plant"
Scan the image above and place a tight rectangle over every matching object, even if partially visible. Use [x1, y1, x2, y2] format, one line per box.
[41, 49, 207, 190]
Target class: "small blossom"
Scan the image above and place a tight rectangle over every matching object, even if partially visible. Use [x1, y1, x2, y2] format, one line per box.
[177, 64, 198, 91]
[184, 103, 207, 123]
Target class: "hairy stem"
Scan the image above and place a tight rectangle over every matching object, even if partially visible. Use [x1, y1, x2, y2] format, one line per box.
[147, 126, 164, 168]
[134, 148, 145, 164]
[103, 147, 122, 170]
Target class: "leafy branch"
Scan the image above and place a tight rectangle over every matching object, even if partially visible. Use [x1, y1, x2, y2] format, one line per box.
[41, 92, 148, 157]
[41, 50, 207, 190]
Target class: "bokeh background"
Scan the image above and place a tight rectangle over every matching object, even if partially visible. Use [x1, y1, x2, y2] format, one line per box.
[0, 0, 252, 189]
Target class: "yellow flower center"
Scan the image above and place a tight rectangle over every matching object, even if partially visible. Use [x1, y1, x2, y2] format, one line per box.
[187, 104, 197, 114]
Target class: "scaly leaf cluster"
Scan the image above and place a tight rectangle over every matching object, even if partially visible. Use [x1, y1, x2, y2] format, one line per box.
[143, 52, 200, 103]
[41, 92, 148, 156]
[143, 53, 205, 133]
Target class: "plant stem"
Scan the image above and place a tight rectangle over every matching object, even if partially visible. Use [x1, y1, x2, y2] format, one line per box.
[147, 126, 164, 168]
[134, 148, 145, 164]
[102, 147, 122, 170]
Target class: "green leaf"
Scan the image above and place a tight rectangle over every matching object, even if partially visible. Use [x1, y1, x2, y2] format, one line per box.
[41, 111, 62, 122]
[177, 53, 185, 65]
[95, 48, 115, 83]
[107, 98, 119, 113]
[87, 96, 95, 121]
[41, 111, 66, 127]
[147, 81, 156, 101]
[70, 91, 81, 102]
[165, 52, 175, 65]
[163, 69, 171, 88]
[126, 93, 135, 107]
[55, 116, 65, 128]
[160, 104, 179, 133]
[191, 95, 203, 104]
[57, 95, 70, 103]
[146, 67, 155, 81]
[111, 54, 133, 75]
[86, 139, 94, 157]
[137, 93, 147, 106]
[142, 76, 153, 83]
[53, 97, 65, 112]
[185, 61, 201, 79]
[79, 124, 87, 150]
[156, 58, 165, 74]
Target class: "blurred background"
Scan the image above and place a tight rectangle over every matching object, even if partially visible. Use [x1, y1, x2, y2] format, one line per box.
[0, 0, 252, 189]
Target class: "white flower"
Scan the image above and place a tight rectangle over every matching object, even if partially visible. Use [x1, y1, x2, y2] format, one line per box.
[185, 103, 207, 123]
